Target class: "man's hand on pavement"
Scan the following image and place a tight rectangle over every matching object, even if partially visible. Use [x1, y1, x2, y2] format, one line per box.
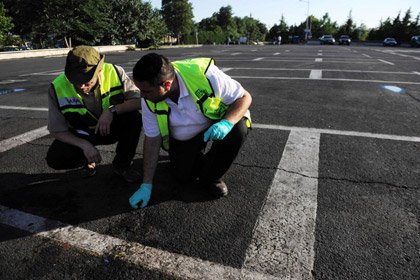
[129, 183, 152, 209]
[82, 143, 101, 164]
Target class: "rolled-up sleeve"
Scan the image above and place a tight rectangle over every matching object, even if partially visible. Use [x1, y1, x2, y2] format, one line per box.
[47, 84, 69, 133]
[114, 65, 141, 100]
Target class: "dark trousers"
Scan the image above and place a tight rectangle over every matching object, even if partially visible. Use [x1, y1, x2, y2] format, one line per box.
[46, 111, 142, 170]
[169, 117, 249, 184]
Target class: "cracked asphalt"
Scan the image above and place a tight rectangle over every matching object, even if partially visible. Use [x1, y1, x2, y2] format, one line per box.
[1, 45, 419, 279]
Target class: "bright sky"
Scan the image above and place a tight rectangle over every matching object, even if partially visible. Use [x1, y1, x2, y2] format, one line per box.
[148, 0, 420, 29]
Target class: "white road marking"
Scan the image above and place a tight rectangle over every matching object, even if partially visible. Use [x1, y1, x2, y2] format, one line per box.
[19, 70, 63, 77]
[317, 53, 323, 56]
[226, 67, 418, 75]
[252, 123, 420, 143]
[231, 52, 241, 56]
[253, 57, 264, 61]
[315, 58, 323, 62]
[0, 205, 279, 280]
[2, 119, 420, 155]
[218, 58, 383, 64]
[0, 105, 48, 111]
[285, 50, 290, 52]
[0, 126, 49, 153]
[0, 79, 27, 85]
[220, 68, 233, 73]
[309, 70, 322, 79]
[378, 59, 394, 65]
[243, 131, 320, 279]
[273, 53, 280, 56]
[362, 54, 372, 58]
[230, 75, 420, 85]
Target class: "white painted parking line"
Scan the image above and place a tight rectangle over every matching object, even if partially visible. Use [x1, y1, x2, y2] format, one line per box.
[317, 53, 323, 56]
[252, 123, 420, 143]
[253, 57, 264, 61]
[273, 52, 280, 56]
[0, 205, 279, 280]
[378, 59, 394, 65]
[220, 68, 233, 73]
[226, 67, 417, 75]
[309, 70, 322, 79]
[285, 50, 290, 52]
[315, 58, 323, 62]
[231, 52, 241, 56]
[218, 58, 384, 64]
[243, 130, 320, 279]
[0, 126, 49, 153]
[0, 105, 48, 111]
[19, 70, 63, 77]
[0, 79, 27, 85]
[230, 75, 420, 85]
[362, 54, 372, 58]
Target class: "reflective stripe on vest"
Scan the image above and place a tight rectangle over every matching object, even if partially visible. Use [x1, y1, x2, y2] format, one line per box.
[52, 63, 124, 135]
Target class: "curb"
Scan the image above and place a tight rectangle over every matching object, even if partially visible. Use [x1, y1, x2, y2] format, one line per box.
[0, 45, 135, 60]
[0, 44, 204, 60]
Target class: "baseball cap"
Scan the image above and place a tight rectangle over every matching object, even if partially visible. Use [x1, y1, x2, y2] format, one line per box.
[64, 46, 104, 84]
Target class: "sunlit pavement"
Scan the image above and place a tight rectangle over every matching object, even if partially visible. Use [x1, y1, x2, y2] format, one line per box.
[1, 45, 419, 279]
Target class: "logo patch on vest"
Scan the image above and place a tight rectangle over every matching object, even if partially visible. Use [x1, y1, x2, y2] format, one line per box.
[58, 97, 83, 107]
[195, 89, 208, 99]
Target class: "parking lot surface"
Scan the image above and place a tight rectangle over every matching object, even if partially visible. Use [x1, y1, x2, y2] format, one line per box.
[1, 45, 419, 279]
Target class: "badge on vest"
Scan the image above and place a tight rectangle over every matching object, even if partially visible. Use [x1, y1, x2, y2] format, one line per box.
[58, 97, 83, 107]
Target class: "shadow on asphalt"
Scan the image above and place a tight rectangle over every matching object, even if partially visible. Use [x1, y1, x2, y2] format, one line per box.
[0, 156, 217, 242]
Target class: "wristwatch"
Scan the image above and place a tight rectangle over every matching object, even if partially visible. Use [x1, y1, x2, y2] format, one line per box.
[109, 105, 118, 116]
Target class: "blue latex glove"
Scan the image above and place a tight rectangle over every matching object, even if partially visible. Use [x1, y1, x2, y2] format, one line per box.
[129, 183, 152, 209]
[203, 119, 233, 142]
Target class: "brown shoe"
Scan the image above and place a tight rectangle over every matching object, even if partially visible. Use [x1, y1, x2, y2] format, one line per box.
[113, 166, 141, 183]
[207, 180, 228, 198]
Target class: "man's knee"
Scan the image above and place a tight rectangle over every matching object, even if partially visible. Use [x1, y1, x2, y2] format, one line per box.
[45, 140, 85, 170]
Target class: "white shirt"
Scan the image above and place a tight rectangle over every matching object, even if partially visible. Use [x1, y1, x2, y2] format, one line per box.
[141, 63, 244, 140]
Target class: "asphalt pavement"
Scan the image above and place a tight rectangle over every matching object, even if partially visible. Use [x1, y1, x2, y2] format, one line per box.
[0, 44, 419, 280]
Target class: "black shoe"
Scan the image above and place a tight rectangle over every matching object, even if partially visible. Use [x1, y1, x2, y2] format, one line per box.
[207, 180, 228, 198]
[113, 166, 141, 183]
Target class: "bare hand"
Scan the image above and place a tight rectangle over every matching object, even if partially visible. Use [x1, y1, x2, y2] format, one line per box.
[95, 110, 113, 136]
[82, 143, 101, 164]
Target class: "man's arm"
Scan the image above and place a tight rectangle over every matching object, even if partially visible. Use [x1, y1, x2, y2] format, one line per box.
[142, 135, 162, 184]
[222, 89, 252, 125]
[128, 135, 161, 209]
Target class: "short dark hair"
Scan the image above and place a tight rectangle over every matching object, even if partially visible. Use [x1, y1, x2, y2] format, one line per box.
[132, 53, 175, 86]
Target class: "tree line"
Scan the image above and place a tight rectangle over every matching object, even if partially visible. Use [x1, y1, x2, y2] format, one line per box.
[1, 0, 419, 48]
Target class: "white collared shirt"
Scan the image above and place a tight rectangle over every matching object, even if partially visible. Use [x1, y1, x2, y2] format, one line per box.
[141, 64, 244, 140]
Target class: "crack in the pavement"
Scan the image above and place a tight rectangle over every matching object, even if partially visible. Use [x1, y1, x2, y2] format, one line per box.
[233, 162, 417, 191]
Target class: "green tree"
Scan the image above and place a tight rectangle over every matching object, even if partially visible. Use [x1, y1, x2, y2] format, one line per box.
[319, 13, 338, 35]
[267, 15, 289, 42]
[162, 0, 194, 44]
[0, 3, 14, 45]
[337, 10, 355, 36]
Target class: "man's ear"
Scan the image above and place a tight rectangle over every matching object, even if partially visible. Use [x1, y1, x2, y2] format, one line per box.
[163, 80, 172, 91]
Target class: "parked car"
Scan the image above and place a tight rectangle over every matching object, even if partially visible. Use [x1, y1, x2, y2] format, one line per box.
[0, 45, 20, 52]
[410, 35, 420, 47]
[338, 35, 351, 45]
[383, 37, 397, 47]
[288, 35, 300, 44]
[319, 35, 335, 45]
